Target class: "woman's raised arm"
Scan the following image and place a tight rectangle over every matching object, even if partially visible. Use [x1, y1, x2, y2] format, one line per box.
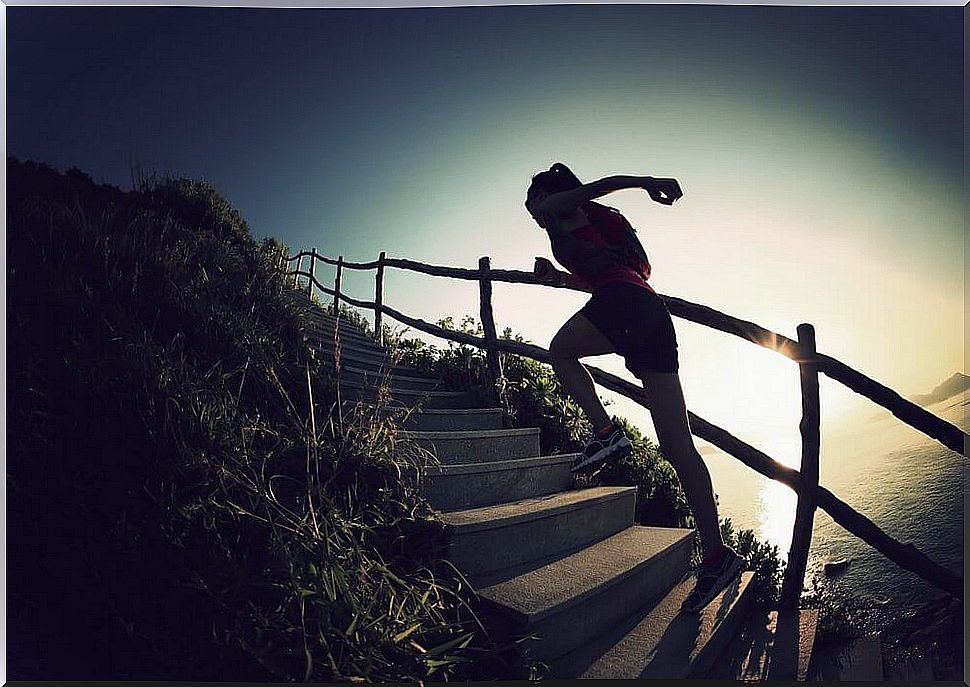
[538, 174, 683, 215]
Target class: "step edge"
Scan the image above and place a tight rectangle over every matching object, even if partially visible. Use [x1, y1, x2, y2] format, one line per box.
[442, 486, 636, 533]
[338, 365, 439, 383]
[338, 381, 473, 398]
[427, 453, 577, 475]
[404, 428, 539, 439]
[409, 407, 503, 416]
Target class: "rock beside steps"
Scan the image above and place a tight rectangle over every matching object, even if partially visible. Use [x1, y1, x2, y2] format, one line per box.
[294, 291, 818, 679]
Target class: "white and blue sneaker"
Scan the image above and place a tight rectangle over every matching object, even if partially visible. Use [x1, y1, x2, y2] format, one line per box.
[570, 422, 633, 475]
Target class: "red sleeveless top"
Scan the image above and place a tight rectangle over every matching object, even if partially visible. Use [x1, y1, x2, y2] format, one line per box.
[564, 207, 654, 294]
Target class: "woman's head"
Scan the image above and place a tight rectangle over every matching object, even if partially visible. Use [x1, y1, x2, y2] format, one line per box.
[525, 162, 583, 226]
[527, 162, 582, 198]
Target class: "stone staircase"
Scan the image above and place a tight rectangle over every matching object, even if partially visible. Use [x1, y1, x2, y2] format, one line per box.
[298, 293, 820, 680]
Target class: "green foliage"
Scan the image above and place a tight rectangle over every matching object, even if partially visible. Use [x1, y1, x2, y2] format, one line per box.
[139, 173, 253, 246]
[6, 157, 522, 682]
[714, 519, 784, 608]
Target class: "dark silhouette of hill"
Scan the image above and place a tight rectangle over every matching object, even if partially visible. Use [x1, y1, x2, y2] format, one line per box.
[909, 372, 969, 407]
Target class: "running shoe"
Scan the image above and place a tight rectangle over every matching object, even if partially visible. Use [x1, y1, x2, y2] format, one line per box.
[570, 422, 633, 474]
[680, 545, 744, 613]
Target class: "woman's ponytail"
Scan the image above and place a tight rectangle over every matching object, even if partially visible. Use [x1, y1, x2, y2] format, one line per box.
[549, 162, 582, 189]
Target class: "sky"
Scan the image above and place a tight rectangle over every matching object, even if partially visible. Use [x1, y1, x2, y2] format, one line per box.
[6, 4, 965, 461]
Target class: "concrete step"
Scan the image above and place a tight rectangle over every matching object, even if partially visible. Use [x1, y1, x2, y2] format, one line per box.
[308, 320, 378, 347]
[440, 486, 637, 586]
[422, 453, 575, 510]
[339, 379, 483, 409]
[310, 329, 381, 353]
[310, 333, 388, 359]
[339, 402, 505, 432]
[478, 526, 695, 664]
[315, 346, 426, 377]
[336, 364, 440, 391]
[550, 571, 756, 679]
[403, 407, 505, 431]
[309, 313, 375, 339]
[285, 292, 371, 336]
[404, 428, 539, 465]
[706, 608, 819, 681]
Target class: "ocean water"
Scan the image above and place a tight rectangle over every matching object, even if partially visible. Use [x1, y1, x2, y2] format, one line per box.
[702, 393, 966, 627]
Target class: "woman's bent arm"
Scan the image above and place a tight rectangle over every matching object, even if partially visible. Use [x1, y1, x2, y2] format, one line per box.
[538, 175, 652, 215]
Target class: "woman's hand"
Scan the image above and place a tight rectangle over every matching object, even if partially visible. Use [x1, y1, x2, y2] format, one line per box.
[534, 257, 563, 285]
[643, 177, 683, 205]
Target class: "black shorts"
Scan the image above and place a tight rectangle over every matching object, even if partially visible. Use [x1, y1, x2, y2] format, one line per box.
[579, 281, 679, 376]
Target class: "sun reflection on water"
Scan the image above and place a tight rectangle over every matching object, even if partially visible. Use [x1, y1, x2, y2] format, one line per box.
[754, 432, 802, 561]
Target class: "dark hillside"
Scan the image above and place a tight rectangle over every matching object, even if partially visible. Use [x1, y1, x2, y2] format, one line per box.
[6, 158, 497, 682]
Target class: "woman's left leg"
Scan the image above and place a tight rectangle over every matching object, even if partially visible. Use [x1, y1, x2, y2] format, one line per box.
[549, 311, 616, 431]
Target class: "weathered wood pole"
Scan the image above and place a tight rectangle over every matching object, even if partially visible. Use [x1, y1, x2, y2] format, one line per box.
[780, 323, 821, 609]
[333, 255, 344, 317]
[293, 253, 302, 288]
[479, 257, 503, 403]
[374, 251, 386, 347]
[307, 248, 317, 298]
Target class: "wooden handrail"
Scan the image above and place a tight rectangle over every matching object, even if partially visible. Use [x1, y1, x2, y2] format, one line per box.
[285, 258, 966, 457]
[815, 354, 964, 455]
[283, 250, 966, 603]
[286, 250, 380, 270]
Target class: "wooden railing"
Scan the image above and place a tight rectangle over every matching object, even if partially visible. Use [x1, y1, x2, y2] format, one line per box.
[281, 248, 967, 606]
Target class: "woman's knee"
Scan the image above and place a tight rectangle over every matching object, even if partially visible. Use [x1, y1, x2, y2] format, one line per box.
[550, 313, 615, 362]
[549, 333, 578, 362]
[550, 322, 588, 361]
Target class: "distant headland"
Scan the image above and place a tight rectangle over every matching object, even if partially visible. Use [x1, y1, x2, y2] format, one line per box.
[908, 372, 969, 408]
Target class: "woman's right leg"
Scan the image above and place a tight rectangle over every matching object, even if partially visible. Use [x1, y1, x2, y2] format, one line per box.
[639, 370, 724, 556]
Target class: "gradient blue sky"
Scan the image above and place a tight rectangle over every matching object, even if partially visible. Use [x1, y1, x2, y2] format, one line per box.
[7, 5, 964, 456]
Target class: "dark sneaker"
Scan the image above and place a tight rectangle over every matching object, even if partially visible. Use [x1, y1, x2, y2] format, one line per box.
[680, 546, 744, 613]
[570, 423, 633, 474]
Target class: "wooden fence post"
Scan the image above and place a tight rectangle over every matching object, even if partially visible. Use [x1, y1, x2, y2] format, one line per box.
[374, 251, 386, 347]
[332, 255, 344, 317]
[307, 248, 317, 298]
[478, 257, 504, 405]
[780, 323, 821, 610]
